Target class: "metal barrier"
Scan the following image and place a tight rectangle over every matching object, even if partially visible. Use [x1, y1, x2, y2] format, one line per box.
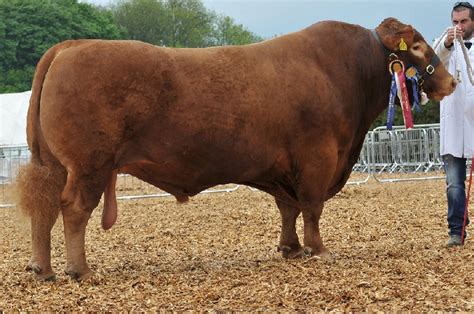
[0, 145, 30, 208]
[425, 127, 443, 171]
[369, 128, 396, 173]
[3, 123, 468, 207]
[369, 124, 448, 183]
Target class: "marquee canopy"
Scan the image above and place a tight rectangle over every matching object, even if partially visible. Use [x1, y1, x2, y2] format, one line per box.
[0, 91, 31, 146]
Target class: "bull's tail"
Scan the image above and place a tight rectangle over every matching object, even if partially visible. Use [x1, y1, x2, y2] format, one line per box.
[16, 41, 78, 218]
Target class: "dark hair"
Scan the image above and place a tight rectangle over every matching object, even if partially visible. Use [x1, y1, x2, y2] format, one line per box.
[452, 2, 474, 19]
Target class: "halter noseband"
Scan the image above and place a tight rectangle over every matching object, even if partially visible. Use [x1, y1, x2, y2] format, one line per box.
[418, 54, 440, 86]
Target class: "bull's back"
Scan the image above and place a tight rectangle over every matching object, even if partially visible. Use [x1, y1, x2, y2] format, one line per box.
[39, 38, 318, 176]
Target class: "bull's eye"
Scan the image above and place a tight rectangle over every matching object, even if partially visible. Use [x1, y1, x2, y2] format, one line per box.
[409, 42, 425, 59]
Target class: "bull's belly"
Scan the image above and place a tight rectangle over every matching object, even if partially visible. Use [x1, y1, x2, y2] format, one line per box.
[119, 159, 260, 199]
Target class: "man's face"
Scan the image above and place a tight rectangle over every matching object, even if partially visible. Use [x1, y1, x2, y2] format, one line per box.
[452, 9, 473, 39]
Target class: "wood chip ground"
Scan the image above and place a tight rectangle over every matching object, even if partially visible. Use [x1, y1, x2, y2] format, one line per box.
[1, 176, 472, 311]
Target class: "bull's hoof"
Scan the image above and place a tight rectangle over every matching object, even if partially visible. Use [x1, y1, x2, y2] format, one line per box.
[37, 273, 57, 281]
[65, 269, 93, 281]
[26, 262, 56, 281]
[303, 247, 333, 260]
[26, 262, 41, 273]
[277, 245, 305, 259]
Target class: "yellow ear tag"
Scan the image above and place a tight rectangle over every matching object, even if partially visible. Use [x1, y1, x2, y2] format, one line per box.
[399, 38, 408, 51]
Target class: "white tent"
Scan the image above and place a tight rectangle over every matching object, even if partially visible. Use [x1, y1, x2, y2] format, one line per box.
[0, 90, 31, 146]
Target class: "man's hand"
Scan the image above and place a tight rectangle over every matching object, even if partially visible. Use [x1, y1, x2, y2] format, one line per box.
[444, 26, 465, 48]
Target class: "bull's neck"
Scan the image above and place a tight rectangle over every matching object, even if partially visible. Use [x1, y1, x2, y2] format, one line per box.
[301, 23, 393, 132]
[360, 28, 393, 129]
[309, 25, 392, 131]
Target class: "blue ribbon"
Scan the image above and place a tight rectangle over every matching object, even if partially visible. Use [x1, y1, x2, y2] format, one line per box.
[407, 76, 421, 113]
[386, 73, 397, 130]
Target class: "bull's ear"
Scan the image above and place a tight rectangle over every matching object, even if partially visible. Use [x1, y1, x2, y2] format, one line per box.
[377, 19, 415, 52]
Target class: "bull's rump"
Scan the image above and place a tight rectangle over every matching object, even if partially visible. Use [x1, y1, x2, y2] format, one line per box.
[37, 38, 327, 195]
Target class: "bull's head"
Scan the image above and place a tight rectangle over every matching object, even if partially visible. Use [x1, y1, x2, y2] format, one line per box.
[376, 18, 456, 101]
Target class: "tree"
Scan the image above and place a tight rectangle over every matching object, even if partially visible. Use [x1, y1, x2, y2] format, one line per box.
[111, 0, 262, 47]
[210, 15, 263, 46]
[112, 0, 168, 44]
[163, 0, 213, 47]
[0, 0, 126, 93]
[112, 0, 213, 47]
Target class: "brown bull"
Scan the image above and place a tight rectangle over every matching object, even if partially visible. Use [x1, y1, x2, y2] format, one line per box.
[18, 18, 455, 280]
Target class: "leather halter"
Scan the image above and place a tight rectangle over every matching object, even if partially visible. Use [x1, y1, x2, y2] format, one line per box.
[370, 29, 440, 85]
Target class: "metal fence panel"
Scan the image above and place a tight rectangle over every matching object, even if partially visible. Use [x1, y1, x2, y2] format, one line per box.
[0, 145, 30, 207]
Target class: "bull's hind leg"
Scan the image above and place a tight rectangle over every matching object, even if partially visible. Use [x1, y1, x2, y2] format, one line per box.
[61, 168, 109, 280]
[28, 210, 57, 280]
[17, 161, 66, 280]
[275, 199, 304, 258]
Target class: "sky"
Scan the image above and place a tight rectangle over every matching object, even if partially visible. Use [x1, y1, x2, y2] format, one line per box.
[84, 0, 458, 43]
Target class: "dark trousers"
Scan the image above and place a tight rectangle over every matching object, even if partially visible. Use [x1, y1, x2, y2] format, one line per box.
[442, 154, 470, 237]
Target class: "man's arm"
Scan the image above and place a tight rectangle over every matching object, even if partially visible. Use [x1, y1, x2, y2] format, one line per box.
[435, 26, 464, 66]
[434, 36, 453, 66]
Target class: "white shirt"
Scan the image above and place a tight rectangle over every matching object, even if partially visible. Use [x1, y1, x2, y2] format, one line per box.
[435, 38, 474, 158]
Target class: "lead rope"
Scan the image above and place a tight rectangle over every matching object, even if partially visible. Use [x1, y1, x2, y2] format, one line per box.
[432, 27, 474, 85]
[461, 159, 473, 244]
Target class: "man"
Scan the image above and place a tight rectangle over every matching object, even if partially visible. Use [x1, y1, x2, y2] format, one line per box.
[435, 1, 473, 247]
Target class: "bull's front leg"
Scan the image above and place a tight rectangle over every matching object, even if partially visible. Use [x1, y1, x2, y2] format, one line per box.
[296, 153, 337, 259]
[301, 202, 330, 258]
[275, 199, 304, 258]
